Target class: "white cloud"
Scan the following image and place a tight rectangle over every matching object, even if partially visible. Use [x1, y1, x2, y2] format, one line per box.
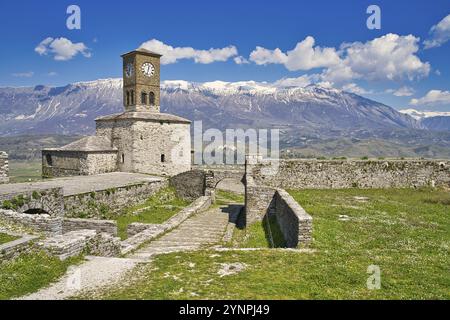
[327, 34, 429, 83]
[386, 86, 415, 97]
[341, 83, 372, 95]
[233, 56, 249, 64]
[139, 39, 238, 64]
[410, 90, 450, 107]
[248, 34, 430, 85]
[11, 71, 34, 78]
[47, 72, 58, 76]
[249, 36, 340, 71]
[35, 37, 91, 61]
[424, 14, 450, 49]
[273, 74, 316, 87]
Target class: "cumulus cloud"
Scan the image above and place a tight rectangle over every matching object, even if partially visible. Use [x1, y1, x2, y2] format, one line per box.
[35, 37, 91, 61]
[11, 71, 34, 78]
[249, 36, 340, 71]
[326, 34, 430, 83]
[424, 14, 450, 49]
[386, 86, 415, 97]
[248, 34, 430, 85]
[273, 74, 316, 87]
[233, 56, 249, 64]
[139, 39, 238, 64]
[410, 90, 450, 107]
[341, 83, 372, 95]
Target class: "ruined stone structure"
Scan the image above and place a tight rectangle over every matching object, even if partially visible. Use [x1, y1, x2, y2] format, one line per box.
[42, 48, 191, 178]
[0, 151, 8, 184]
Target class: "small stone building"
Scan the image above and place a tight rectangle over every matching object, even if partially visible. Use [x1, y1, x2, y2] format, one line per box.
[42, 48, 191, 177]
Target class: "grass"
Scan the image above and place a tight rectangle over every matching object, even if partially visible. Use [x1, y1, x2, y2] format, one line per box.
[0, 233, 19, 245]
[214, 189, 244, 206]
[110, 187, 191, 240]
[90, 188, 449, 299]
[0, 251, 83, 300]
[8, 160, 42, 183]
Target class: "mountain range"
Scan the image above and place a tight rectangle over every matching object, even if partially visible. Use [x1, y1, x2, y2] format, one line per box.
[0, 78, 449, 158]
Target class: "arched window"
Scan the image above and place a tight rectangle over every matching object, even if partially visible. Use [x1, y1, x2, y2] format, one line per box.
[126, 91, 130, 106]
[149, 92, 155, 106]
[141, 92, 147, 105]
[131, 90, 135, 105]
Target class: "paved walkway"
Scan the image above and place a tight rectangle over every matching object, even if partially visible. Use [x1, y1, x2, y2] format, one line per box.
[0, 172, 163, 196]
[19, 256, 140, 300]
[130, 205, 231, 259]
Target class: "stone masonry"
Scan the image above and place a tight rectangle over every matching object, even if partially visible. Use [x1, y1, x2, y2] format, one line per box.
[0, 151, 8, 184]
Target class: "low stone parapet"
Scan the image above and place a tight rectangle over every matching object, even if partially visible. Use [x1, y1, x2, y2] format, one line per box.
[0, 209, 62, 235]
[63, 218, 117, 236]
[273, 189, 313, 247]
[0, 232, 38, 260]
[37, 229, 121, 260]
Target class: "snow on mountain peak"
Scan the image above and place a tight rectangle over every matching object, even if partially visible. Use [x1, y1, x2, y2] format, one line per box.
[399, 108, 450, 120]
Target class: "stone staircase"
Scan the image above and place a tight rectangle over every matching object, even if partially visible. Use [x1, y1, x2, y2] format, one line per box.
[130, 206, 229, 259]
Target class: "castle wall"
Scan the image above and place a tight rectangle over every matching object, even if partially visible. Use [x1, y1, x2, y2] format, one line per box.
[248, 159, 450, 189]
[42, 150, 117, 178]
[0, 151, 8, 184]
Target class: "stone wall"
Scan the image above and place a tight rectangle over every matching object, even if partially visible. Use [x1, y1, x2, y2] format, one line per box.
[273, 189, 313, 247]
[0, 209, 63, 235]
[64, 179, 168, 218]
[244, 176, 276, 226]
[42, 150, 117, 178]
[63, 218, 118, 236]
[0, 187, 64, 217]
[0, 151, 8, 184]
[170, 170, 206, 201]
[250, 159, 450, 189]
[0, 233, 38, 260]
[38, 229, 121, 260]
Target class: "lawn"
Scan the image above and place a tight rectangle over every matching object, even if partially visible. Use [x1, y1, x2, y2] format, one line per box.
[91, 188, 449, 299]
[0, 251, 83, 300]
[8, 160, 42, 183]
[0, 233, 18, 245]
[111, 187, 191, 239]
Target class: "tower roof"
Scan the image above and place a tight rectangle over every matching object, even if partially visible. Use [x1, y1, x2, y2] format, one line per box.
[95, 112, 191, 124]
[121, 47, 163, 58]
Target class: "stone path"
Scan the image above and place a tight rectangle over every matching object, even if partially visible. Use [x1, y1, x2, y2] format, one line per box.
[130, 205, 231, 260]
[19, 256, 140, 300]
[0, 172, 163, 196]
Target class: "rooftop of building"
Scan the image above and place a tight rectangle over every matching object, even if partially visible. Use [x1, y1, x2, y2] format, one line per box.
[43, 136, 117, 152]
[95, 111, 191, 124]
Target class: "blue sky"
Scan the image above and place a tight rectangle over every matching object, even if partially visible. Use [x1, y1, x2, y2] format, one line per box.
[0, 0, 449, 111]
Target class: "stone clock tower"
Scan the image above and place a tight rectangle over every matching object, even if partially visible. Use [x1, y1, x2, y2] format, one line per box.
[122, 48, 162, 112]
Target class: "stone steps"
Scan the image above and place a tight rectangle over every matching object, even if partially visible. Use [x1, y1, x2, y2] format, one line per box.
[130, 206, 229, 260]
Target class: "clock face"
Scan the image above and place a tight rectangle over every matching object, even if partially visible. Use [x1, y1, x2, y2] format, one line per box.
[141, 62, 155, 77]
[125, 63, 134, 78]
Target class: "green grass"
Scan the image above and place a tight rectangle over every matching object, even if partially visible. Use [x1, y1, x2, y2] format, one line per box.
[8, 160, 42, 183]
[0, 233, 19, 245]
[214, 189, 244, 206]
[0, 251, 83, 300]
[110, 187, 191, 240]
[229, 215, 286, 248]
[90, 188, 449, 299]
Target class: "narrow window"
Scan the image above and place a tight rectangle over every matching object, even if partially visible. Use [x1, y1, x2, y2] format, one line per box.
[149, 92, 155, 106]
[126, 91, 130, 106]
[131, 90, 135, 105]
[141, 92, 147, 105]
[46, 154, 53, 166]
[121, 153, 125, 163]
[161, 154, 165, 162]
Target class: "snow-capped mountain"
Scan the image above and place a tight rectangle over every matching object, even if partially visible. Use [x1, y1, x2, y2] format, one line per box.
[399, 108, 450, 132]
[0, 78, 432, 139]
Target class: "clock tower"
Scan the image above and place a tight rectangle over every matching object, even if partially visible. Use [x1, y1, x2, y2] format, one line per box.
[122, 48, 162, 112]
